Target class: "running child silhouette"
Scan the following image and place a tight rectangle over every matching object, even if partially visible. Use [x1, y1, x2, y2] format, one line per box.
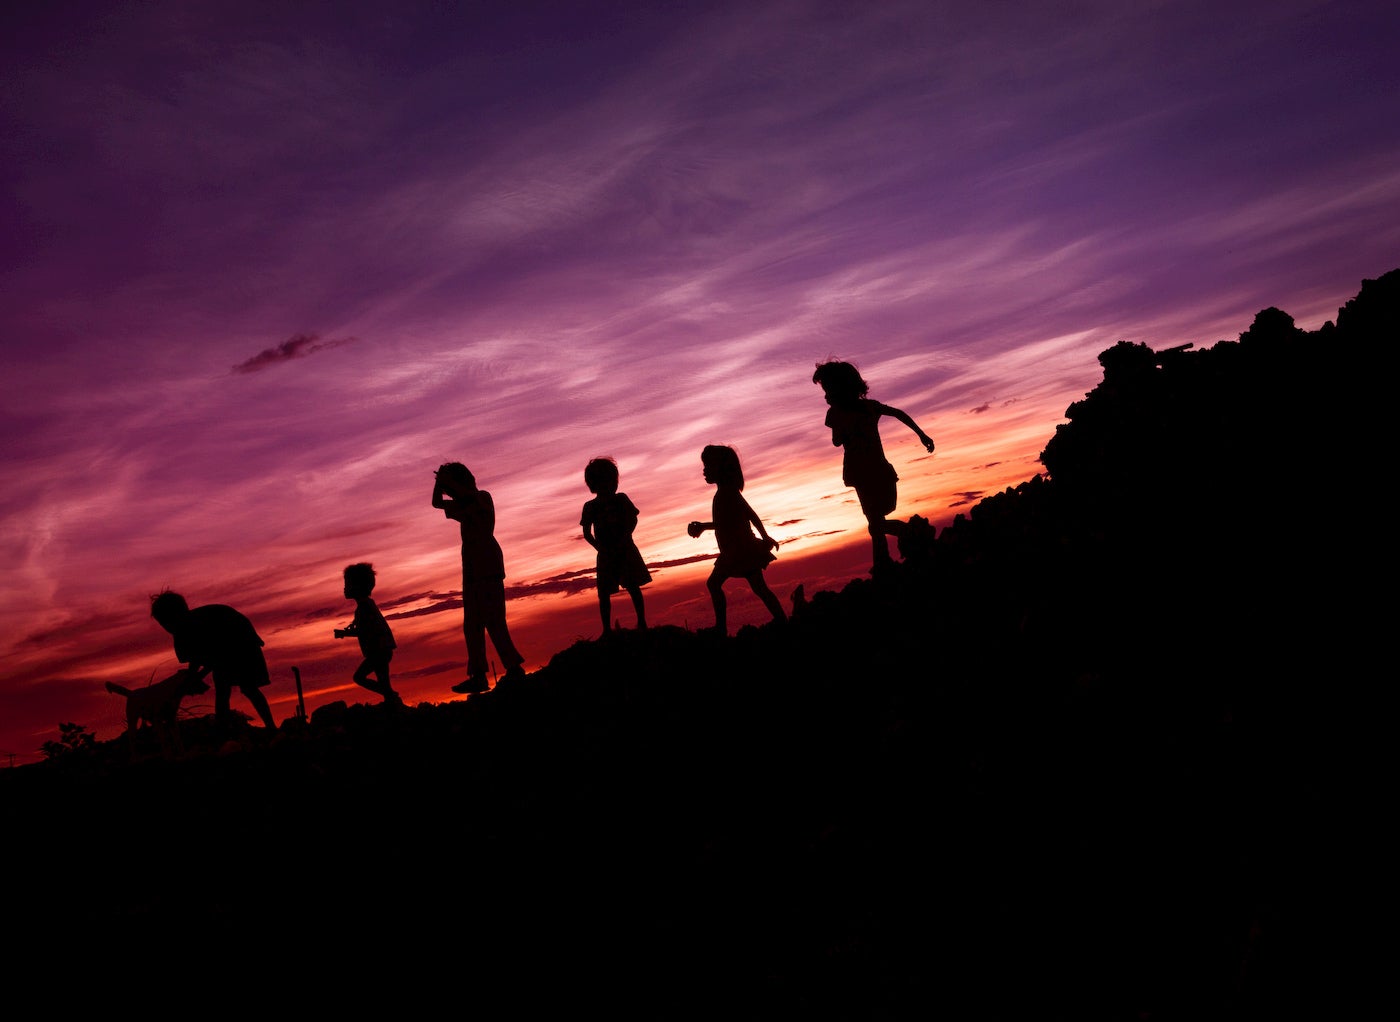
[581, 456, 651, 634]
[334, 562, 403, 707]
[432, 461, 527, 694]
[812, 359, 935, 571]
[686, 444, 787, 635]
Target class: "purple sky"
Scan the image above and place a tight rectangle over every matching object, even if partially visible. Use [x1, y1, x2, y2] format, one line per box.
[3, 0, 1397, 764]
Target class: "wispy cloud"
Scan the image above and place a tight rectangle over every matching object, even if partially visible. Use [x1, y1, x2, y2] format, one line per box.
[232, 333, 356, 374]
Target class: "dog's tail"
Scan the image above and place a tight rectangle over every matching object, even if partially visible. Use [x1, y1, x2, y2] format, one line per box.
[105, 681, 133, 697]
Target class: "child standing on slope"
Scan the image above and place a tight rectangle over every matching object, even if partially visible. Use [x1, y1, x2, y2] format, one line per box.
[687, 444, 787, 635]
[432, 461, 528, 694]
[812, 359, 935, 572]
[334, 562, 403, 707]
[581, 456, 651, 634]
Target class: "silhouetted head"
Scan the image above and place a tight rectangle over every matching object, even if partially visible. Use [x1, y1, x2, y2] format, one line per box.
[812, 359, 869, 404]
[584, 457, 619, 495]
[437, 461, 476, 495]
[701, 444, 744, 490]
[150, 589, 191, 634]
[344, 562, 376, 599]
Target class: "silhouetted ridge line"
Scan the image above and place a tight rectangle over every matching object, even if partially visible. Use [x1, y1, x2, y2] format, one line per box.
[7, 268, 1391, 1015]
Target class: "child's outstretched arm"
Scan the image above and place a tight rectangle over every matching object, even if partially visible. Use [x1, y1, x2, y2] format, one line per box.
[687, 519, 713, 537]
[882, 404, 935, 452]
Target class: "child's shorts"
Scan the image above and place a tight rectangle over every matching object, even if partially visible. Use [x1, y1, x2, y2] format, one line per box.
[850, 460, 898, 518]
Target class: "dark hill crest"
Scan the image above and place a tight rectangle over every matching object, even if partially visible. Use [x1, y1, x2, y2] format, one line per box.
[8, 269, 1390, 1015]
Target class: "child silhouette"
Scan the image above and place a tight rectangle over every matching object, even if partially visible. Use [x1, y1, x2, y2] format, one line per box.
[334, 562, 403, 707]
[432, 462, 527, 694]
[812, 359, 935, 571]
[150, 589, 278, 735]
[686, 444, 787, 635]
[581, 457, 651, 634]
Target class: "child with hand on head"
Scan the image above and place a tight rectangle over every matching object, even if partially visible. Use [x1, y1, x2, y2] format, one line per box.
[581, 457, 651, 634]
[687, 444, 787, 635]
[432, 461, 527, 694]
[334, 562, 402, 707]
[812, 359, 935, 572]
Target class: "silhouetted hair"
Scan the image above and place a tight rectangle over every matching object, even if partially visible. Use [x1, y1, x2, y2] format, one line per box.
[344, 562, 377, 593]
[813, 359, 869, 403]
[439, 462, 475, 487]
[150, 589, 189, 623]
[702, 444, 744, 490]
[584, 457, 619, 494]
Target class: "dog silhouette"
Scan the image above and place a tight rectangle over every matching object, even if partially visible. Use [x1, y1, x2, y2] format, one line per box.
[105, 669, 209, 758]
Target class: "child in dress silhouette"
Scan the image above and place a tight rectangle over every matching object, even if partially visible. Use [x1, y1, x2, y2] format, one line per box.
[432, 462, 527, 694]
[687, 444, 787, 635]
[334, 562, 403, 707]
[581, 457, 651, 634]
[812, 359, 935, 571]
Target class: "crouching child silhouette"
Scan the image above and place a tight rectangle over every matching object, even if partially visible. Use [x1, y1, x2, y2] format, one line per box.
[686, 444, 787, 635]
[150, 589, 278, 736]
[334, 562, 403, 707]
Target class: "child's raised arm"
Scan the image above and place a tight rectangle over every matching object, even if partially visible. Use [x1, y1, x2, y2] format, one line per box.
[434, 474, 496, 530]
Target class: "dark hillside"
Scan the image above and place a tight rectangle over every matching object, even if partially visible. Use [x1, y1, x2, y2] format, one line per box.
[7, 269, 1390, 1014]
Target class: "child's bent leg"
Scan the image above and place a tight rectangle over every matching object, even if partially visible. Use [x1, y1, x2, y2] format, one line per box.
[707, 571, 727, 634]
[486, 617, 524, 670]
[748, 574, 788, 623]
[353, 660, 385, 695]
[243, 685, 277, 730]
[360, 659, 399, 701]
[858, 480, 898, 567]
[481, 579, 524, 672]
[377, 661, 403, 704]
[867, 517, 894, 565]
[214, 682, 232, 730]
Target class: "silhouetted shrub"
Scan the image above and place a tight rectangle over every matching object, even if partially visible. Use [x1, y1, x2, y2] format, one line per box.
[41, 722, 96, 762]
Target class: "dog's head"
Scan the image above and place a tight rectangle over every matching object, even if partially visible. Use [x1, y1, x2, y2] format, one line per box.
[170, 668, 210, 696]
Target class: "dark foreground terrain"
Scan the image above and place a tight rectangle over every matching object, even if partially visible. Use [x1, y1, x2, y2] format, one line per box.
[6, 271, 1389, 1015]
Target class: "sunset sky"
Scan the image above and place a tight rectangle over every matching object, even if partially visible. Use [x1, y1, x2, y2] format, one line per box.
[3, 0, 1397, 764]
